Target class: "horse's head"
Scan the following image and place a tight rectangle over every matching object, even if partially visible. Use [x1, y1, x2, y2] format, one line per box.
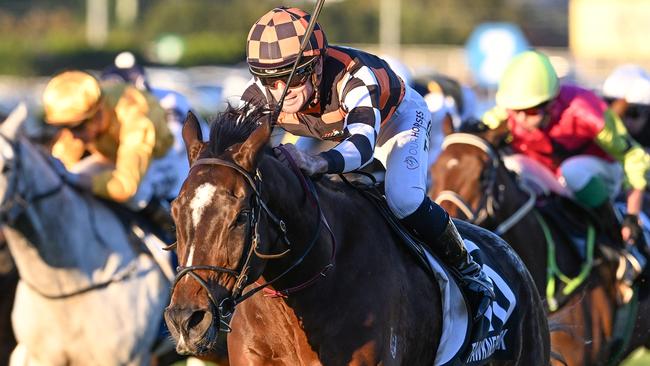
[429, 122, 507, 225]
[165, 106, 282, 355]
[0, 104, 26, 205]
[0, 103, 61, 224]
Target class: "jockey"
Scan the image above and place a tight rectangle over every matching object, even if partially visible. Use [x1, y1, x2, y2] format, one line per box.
[483, 50, 650, 289]
[42, 70, 186, 236]
[101, 51, 192, 126]
[239, 6, 495, 318]
[602, 64, 650, 147]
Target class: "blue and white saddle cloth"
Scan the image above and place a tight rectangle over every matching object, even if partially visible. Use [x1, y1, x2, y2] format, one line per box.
[430, 239, 518, 366]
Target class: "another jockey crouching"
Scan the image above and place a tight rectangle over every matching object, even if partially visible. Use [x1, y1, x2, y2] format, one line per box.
[42, 70, 186, 237]
[240, 6, 495, 319]
[602, 64, 650, 147]
[484, 51, 650, 301]
[100, 51, 193, 129]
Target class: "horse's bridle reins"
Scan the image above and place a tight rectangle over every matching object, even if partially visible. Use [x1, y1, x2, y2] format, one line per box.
[0, 133, 142, 299]
[170, 148, 336, 333]
[0, 133, 64, 224]
[434, 133, 536, 235]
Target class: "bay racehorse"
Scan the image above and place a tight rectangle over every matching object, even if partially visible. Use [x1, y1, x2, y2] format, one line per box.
[0, 104, 170, 366]
[164, 106, 549, 365]
[429, 126, 650, 365]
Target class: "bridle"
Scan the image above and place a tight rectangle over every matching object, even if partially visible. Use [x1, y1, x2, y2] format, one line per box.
[170, 147, 336, 333]
[0, 133, 141, 299]
[0, 133, 64, 224]
[435, 133, 501, 225]
[434, 133, 536, 235]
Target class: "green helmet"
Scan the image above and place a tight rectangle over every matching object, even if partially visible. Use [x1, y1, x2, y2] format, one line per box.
[495, 51, 559, 110]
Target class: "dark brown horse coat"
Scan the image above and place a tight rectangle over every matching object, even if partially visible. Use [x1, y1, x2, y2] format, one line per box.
[164, 108, 549, 365]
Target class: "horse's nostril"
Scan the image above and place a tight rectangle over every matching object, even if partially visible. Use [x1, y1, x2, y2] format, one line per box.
[188, 310, 206, 330]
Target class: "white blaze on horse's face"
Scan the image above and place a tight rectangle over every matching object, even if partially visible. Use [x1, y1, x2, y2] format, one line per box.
[190, 183, 217, 227]
[446, 158, 459, 170]
[186, 183, 217, 266]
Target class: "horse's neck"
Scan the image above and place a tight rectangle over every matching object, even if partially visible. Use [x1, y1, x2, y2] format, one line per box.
[258, 158, 400, 295]
[247, 161, 441, 357]
[259, 158, 333, 286]
[4, 139, 136, 294]
[493, 165, 530, 219]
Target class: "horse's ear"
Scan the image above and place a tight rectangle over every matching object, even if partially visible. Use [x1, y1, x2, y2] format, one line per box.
[182, 111, 205, 166]
[232, 118, 271, 171]
[442, 114, 454, 136]
[482, 121, 510, 149]
[1, 102, 28, 140]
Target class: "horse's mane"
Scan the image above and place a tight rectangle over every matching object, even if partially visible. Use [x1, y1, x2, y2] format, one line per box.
[205, 103, 352, 194]
[206, 103, 270, 156]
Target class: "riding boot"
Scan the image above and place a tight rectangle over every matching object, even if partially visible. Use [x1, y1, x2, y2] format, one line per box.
[401, 198, 496, 321]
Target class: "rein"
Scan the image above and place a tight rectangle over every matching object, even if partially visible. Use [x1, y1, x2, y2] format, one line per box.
[0, 133, 65, 224]
[0, 133, 139, 299]
[171, 148, 336, 332]
[434, 133, 536, 235]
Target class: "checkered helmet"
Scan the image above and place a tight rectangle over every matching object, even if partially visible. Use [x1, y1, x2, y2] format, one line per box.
[246, 7, 327, 73]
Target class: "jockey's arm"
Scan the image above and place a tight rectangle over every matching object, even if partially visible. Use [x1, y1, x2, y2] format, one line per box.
[595, 109, 650, 216]
[51, 129, 85, 169]
[91, 88, 156, 202]
[317, 68, 381, 174]
[482, 106, 509, 130]
[317, 107, 379, 173]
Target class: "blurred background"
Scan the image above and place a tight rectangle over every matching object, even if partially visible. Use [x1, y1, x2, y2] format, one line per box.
[1, 0, 650, 118]
[2, 1, 650, 365]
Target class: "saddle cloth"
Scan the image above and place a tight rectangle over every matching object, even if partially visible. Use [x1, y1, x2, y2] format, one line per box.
[432, 239, 518, 366]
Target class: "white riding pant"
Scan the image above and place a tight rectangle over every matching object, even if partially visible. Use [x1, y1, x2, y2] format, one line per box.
[423, 91, 450, 165]
[374, 86, 433, 219]
[503, 154, 623, 200]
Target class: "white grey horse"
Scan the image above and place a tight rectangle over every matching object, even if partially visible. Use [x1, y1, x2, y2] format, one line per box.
[0, 104, 170, 366]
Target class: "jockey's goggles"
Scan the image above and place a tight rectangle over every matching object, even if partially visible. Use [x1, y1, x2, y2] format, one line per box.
[515, 102, 549, 116]
[69, 104, 101, 133]
[251, 57, 318, 90]
[69, 116, 93, 134]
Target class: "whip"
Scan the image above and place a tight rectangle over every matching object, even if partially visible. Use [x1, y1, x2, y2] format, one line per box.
[273, 0, 327, 121]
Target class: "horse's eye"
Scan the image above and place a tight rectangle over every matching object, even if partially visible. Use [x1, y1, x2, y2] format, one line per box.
[235, 210, 250, 227]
